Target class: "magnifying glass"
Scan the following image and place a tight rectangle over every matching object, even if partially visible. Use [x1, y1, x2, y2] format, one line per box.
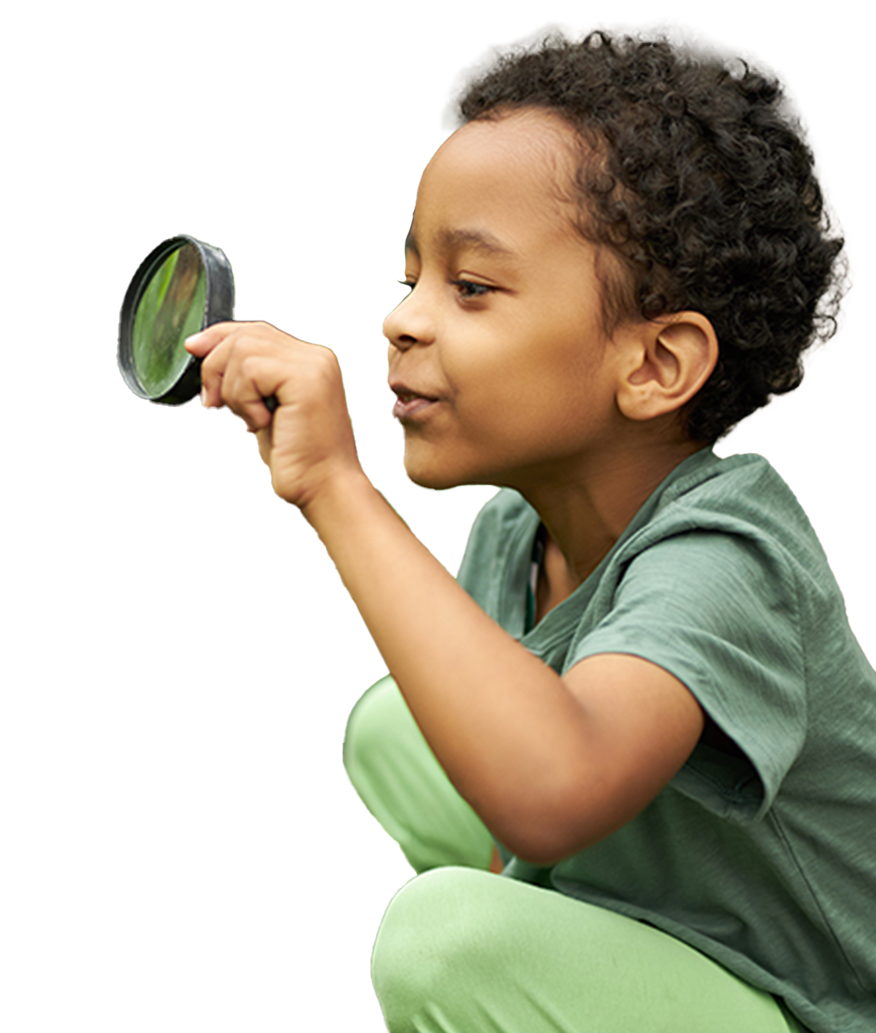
[116, 234, 232, 407]
[118, 234, 234, 405]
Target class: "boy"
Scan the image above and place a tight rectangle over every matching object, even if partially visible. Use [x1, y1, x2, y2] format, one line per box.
[185, 31, 874, 1033]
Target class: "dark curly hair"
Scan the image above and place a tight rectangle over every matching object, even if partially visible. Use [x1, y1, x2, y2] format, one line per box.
[457, 32, 846, 442]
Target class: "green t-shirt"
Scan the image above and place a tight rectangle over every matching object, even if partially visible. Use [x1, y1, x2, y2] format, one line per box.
[456, 449, 876, 1033]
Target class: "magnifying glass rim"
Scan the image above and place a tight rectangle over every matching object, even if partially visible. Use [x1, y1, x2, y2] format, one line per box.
[118, 234, 234, 405]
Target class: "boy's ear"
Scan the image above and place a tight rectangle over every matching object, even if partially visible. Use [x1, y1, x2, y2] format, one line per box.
[615, 313, 718, 423]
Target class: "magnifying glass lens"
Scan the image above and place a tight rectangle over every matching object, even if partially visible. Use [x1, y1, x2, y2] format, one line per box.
[117, 234, 272, 411]
[132, 242, 207, 397]
[118, 234, 234, 405]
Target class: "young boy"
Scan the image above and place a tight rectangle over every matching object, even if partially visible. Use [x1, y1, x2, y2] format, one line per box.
[185, 31, 874, 1033]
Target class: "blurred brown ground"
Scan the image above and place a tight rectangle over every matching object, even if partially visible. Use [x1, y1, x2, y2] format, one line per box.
[718, 172, 875, 665]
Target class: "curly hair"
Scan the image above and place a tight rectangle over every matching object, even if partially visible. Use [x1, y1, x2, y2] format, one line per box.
[457, 32, 846, 442]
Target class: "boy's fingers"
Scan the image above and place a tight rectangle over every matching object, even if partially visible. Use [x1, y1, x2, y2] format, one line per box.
[198, 343, 229, 410]
[194, 323, 259, 409]
[189, 322, 323, 429]
[221, 355, 282, 431]
[184, 322, 237, 356]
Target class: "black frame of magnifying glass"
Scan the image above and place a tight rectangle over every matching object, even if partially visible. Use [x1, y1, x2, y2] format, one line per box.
[118, 234, 235, 405]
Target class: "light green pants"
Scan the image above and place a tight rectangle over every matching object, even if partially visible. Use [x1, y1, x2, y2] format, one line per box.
[344, 675, 804, 1033]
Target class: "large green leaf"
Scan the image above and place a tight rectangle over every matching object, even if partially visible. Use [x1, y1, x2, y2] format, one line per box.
[115, 768, 232, 999]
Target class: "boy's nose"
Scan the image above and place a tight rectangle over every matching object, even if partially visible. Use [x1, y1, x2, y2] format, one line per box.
[383, 291, 435, 352]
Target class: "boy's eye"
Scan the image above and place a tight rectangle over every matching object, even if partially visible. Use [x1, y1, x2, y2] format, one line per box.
[392, 278, 415, 299]
[453, 279, 493, 299]
[396, 278, 494, 300]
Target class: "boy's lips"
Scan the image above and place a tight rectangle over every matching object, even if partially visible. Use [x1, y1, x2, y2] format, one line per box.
[390, 382, 441, 421]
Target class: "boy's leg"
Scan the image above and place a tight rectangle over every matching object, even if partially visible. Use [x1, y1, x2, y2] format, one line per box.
[343, 674, 497, 874]
[372, 867, 805, 1033]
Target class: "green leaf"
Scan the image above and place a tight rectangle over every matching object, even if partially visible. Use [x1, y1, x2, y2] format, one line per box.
[115, 768, 232, 999]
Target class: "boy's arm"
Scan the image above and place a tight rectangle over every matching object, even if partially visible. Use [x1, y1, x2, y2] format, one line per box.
[306, 473, 704, 864]
[187, 323, 705, 865]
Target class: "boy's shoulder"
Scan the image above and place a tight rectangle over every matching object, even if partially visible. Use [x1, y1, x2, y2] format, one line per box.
[460, 449, 838, 625]
[469, 483, 538, 537]
[631, 450, 832, 579]
[471, 449, 816, 558]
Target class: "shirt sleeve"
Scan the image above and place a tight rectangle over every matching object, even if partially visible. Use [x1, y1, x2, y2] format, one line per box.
[567, 529, 807, 822]
[455, 489, 537, 635]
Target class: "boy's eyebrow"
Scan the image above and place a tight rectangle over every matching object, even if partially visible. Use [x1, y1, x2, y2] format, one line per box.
[404, 227, 515, 260]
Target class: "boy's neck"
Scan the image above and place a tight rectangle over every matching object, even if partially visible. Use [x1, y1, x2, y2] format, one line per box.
[525, 437, 707, 622]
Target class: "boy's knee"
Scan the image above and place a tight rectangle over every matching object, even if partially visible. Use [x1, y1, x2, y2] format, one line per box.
[343, 674, 400, 788]
[371, 868, 505, 1031]
[345, 679, 498, 875]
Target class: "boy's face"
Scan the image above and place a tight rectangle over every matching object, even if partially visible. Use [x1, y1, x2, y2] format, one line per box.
[385, 108, 629, 492]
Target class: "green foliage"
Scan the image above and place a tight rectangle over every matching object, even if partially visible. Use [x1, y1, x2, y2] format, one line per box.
[115, 768, 232, 999]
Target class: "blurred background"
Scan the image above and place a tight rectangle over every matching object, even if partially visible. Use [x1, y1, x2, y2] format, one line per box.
[2, 1, 872, 1029]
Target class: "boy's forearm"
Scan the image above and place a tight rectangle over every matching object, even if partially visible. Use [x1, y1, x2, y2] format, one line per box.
[302, 470, 595, 860]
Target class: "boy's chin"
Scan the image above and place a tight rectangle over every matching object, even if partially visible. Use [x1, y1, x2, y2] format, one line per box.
[405, 469, 499, 494]
[403, 452, 472, 492]
[405, 465, 462, 491]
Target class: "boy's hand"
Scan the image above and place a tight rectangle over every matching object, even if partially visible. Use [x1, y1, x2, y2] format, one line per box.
[185, 321, 362, 510]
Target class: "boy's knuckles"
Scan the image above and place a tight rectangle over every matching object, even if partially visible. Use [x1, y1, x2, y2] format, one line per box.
[305, 348, 342, 384]
[237, 353, 267, 379]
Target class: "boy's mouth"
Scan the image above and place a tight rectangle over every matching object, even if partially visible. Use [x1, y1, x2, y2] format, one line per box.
[390, 383, 440, 421]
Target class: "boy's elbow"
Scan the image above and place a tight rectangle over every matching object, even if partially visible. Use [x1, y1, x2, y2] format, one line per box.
[492, 788, 617, 866]
[502, 820, 610, 867]
[501, 834, 571, 868]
